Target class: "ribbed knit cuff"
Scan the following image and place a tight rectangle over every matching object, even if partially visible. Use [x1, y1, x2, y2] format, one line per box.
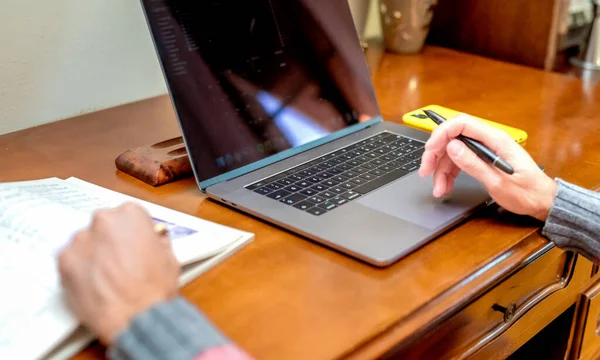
[107, 297, 229, 360]
[542, 179, 600, 262]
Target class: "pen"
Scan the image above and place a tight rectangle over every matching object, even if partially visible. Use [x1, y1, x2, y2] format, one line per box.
[154, 223, 169, 237]
[422, 110, 515, 175]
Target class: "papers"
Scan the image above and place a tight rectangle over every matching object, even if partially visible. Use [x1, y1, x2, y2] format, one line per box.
[0, 177, 253, 359]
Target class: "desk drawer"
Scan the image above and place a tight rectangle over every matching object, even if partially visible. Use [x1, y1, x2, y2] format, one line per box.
[392, 246, 593, 359]
[569, 277, 600, 360]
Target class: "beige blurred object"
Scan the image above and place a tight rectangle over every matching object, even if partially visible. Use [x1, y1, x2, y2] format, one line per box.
[348, 0, 371, 36]
[380, 0, 437, 54]
[571, 1, 600, 70]
[348, 0, 372, 50]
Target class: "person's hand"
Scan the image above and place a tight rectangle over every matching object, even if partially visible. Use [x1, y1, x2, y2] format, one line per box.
[418, 114, 557, 221]
[58, 203, 180, 345]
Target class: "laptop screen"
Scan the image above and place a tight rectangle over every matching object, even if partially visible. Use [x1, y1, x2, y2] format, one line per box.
[140, 0, 381, 183]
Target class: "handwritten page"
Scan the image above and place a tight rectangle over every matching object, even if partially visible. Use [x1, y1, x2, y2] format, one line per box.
[0, 178, 253, 359]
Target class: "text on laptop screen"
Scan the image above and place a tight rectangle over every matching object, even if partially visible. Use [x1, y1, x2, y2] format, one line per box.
[141, 0, 381, 182]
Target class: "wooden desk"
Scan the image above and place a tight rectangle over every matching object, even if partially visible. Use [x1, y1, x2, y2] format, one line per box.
[3, 46, 600, 359]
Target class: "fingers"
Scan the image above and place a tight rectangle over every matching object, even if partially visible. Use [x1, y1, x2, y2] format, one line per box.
[420, 114, 516, 179]
[432, 114, 513, 153]
[432, 154, 460, 197]
[446, 139, 502, 189]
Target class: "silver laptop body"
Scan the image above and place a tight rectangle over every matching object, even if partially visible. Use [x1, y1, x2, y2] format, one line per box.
[139, 0, 491, 266]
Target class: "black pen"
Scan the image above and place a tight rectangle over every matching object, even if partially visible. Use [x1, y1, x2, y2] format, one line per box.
[423, 110, 515, 175]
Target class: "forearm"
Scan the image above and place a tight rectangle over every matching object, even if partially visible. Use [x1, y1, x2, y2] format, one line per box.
[542, 179, 600, 263]
[107, 297, 252, 360]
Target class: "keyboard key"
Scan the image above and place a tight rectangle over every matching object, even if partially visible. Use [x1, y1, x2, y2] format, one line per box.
[357, 155, 371, 162]
[329, 158, 343, 165]
[400, 162, 420, 172]
[340, 191, 361, 200]
[277, 178, 294, 186]
[331, 175, 349, 183]
[280, 193, 308, 205]
[389, 159, 411, 167]
[266, 183, 284, 191]
[378, 165, 394, 172]
[331, 186, 346, 194]
[350, 177, 368, 185]
[294, 200, 315, 211]
[337, 163, 353, 171]
[287, 174, 303, 181]
[299, 170, 315, 177]
[372, 159, 387, 166]
[369, 169, 385, 176]
[361, 163, 377, 169]
[382, 133, 402, 142]
[323, 179, 340, 187]
[373, 132, 389, 140]
[267, 189, 292, 200]
[319, 153, 337, 161]
[360, 145, 376, 152]
[345, 143, 361, 151]
[375, 146, 393, 155]
[306, 207, 327, 216]
[296, 180, 311, 188]
[320, 191, 337, 199]
[366, 152, 379, 159]
[307, 176, 324, 183]
[318, 202, 337, 211]
[346, 159, 362, 167]
[331, 149, 350, 157]
[329, 168, 343, 174]
[344, 171, 359, 178]
[354, 169, 409, 195]
[269, 172, 292, 182]
[388, 142, 402, 151]
[381, 155, 395, 162]
[339, 182, 354, 190]
[311, 184, 329, 192]
[353, 167, 368, 174]
[284, 184, 303, 192]
[331, 197, 348, 206]
[300, 188, 318, 196]
[308, 195, 326, 204]
[359, 173, 378, 181]
[308, 165, 326, 173]
[254, 187, 272, 195]
[318, 172, 333, 179]
[247, 181, 267, 190]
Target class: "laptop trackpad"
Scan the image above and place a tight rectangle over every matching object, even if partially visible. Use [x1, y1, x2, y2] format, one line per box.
[357, 174, 490, 229]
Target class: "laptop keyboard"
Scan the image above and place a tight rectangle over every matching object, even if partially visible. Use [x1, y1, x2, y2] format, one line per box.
[245, 132, 425, 216]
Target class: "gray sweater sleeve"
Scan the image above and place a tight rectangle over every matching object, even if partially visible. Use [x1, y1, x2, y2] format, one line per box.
[107, 297, 231, 360]
[542, 179, 600, 262]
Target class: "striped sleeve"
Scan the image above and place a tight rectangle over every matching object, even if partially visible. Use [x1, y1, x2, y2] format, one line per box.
[108, 297, 253, 360]
[542, 179, 600, 263]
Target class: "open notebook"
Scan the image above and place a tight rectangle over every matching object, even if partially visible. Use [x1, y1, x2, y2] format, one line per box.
[0, 177, 254, 359]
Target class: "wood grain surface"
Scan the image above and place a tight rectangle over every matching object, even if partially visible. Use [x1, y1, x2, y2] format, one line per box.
[2, 45, 600, 359]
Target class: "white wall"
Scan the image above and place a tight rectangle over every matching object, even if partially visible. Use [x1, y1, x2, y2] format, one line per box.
[0, 0, 167, 135]
[0, 0, 379, 136]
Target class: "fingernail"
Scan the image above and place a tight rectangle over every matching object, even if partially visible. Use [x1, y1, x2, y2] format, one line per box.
[448, 140, 465, 157]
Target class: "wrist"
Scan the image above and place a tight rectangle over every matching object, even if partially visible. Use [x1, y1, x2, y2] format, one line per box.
[100, 296, 174, 345]
[532, 177, 558, 222]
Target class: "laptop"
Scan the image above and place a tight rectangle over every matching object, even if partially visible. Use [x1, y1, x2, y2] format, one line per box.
[139, 0, 491, 266]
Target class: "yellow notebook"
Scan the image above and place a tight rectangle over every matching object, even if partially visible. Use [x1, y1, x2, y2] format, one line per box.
[402, 104, 528, 144]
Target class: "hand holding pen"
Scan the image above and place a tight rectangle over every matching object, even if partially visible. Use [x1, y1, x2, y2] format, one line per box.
[418, 111, 557, 221]
[423, 110, 514, 175]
